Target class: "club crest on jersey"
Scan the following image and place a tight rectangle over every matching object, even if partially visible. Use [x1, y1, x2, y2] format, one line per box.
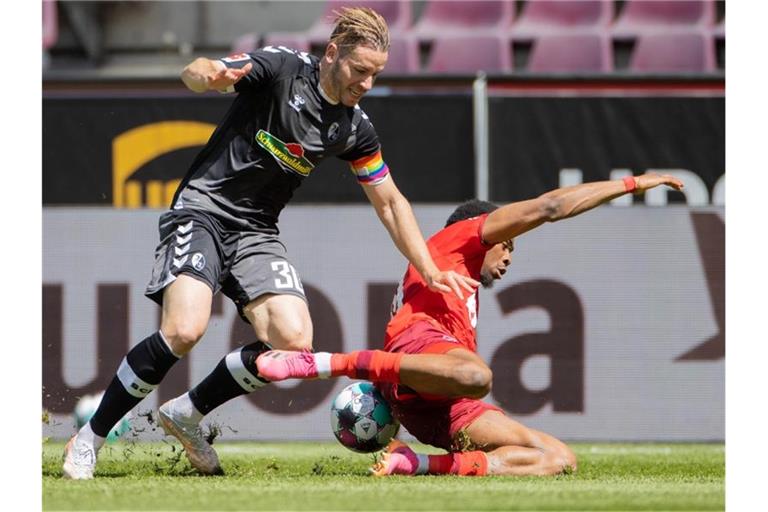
[327, 122, 341, 142]
[255, 129, 314, 176]
[288, 94, 306, 113]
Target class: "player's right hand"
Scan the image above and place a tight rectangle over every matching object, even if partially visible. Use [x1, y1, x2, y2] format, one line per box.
[635, 173, 684, 193]
[209, 62, 253, 90]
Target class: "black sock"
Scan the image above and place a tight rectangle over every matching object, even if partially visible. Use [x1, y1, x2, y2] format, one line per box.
[89, 331, 180, 437]
[188, 341, 271, 415]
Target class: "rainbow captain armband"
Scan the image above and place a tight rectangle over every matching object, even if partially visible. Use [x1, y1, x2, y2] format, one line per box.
[350, 151, 390, 186]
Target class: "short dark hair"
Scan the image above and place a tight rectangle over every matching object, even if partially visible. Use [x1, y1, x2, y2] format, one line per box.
[445, 199, 499, 227]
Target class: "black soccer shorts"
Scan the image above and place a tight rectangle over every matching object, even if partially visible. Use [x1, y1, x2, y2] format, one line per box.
[145, 209, 307, 319]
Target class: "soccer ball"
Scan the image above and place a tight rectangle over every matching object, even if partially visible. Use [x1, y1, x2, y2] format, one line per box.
[73, 391, 132, 442]
[330, 381, 399, 453]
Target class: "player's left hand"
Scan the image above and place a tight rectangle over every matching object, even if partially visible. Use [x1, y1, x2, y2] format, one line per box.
[634, 173, 685, 193]
[426, 270, 479, 299]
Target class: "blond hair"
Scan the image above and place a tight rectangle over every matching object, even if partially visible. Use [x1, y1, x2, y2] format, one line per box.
[329, 6, 390, 54]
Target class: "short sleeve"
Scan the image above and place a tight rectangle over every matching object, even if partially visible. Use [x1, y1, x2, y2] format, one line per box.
[219, 48, 290, 92]
[338, 108, 390, 186]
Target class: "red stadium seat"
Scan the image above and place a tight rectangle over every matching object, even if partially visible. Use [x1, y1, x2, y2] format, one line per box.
[426, 35, 512, 74]
[412, 1, 515, 39]
[43, 0, 59, 50]
[512, 0, 613, 36]
[613, 0, 716, 36]
[629, 31, 716, 73]
[527, 33, 612, 73]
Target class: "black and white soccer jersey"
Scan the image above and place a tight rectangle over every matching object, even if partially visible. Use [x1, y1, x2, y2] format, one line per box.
[171, 46, 391, 233]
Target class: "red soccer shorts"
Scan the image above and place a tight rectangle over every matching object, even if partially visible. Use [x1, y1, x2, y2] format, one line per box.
[377, 320, 502, 451]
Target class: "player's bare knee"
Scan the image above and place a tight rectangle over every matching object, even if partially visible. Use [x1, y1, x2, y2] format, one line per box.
[160, 322, 205, 355]
[452, 362, 492, 398]
[269, 326, 312, 351]
[542, 449, 577, 475]
[562, 446, 578, 472]
[537, 451, 570, 476]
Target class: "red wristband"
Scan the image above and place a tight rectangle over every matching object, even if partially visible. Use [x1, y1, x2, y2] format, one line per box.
[623, 176, 637, 193]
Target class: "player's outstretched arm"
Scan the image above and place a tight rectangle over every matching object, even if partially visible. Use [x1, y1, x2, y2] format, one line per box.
[181, 57, 253, 93]
[363, 176, 479, 298]
[482, 173, 684, 244]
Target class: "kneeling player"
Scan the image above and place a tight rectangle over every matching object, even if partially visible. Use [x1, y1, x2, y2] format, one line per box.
[257, 173, 684, 476]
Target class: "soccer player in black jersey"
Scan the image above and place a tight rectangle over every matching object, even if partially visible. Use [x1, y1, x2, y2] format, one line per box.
[63, 7, 478, 479]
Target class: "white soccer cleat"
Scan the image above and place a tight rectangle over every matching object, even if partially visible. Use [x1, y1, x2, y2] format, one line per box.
[158, 400, 223, 475]
[62, 435, 96, 480]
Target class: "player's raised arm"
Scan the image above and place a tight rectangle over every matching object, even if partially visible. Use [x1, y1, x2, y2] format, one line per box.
[481, 173, 684, 244]
[181, 57, 253, 93]
[362, 176, 480, 298]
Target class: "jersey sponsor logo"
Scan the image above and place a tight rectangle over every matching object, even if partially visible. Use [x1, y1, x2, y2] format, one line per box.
[288, 94, 306, 113]
[255, 129, 315, 176]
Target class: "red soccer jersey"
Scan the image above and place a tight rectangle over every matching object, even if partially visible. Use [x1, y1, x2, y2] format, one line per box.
[384, 214, 492, 353]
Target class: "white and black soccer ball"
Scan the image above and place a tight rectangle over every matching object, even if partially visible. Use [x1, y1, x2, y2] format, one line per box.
[330, 381, 399, 453]
[73, 391, 132, 442]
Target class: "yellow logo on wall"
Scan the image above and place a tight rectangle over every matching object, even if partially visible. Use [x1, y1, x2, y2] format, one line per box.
[112, 121, 215, 208]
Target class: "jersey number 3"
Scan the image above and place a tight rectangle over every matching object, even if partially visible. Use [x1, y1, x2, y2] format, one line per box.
[271, 261, 305, 293]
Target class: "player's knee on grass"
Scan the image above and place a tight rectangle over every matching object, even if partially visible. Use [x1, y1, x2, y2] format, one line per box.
[541, 449, 576, 475]
[534, 443, 577, 475]
[450, 361, 492, 398]
[561, 444, 578, 472]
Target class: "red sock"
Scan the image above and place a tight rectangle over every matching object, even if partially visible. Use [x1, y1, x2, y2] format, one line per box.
[428, 451, 488, 476]
[330, 350, 403, 383]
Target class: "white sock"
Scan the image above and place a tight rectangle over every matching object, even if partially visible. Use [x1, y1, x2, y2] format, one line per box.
[416, 453, 429, 475]
[78, 422, 106, 452]
[314, 352, 332, 378]
[170, 392, 204, 424]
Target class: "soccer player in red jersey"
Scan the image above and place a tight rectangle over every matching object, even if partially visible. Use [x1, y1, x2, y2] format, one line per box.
[258, 173, 684, 476]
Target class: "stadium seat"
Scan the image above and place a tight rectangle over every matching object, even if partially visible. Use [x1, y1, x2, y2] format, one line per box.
[412, 0, 515, 39]
[511, 0, 613, 36]
[712, 19, 724, 38]
[425, 35, 512, 74]
[613, 1, 716, 36]
[43, 0, 59, 50]
[380, 36, 420, 75]
[628, 31, 716, 73]
[527, 33, 612, 73]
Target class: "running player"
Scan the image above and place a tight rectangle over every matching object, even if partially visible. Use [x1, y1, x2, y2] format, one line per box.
[257, 173, 685, 476]
[63, 7, 477, 479]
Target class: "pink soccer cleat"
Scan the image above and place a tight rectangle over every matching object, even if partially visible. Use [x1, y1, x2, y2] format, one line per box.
[256, 350, 320, 382]
[370, 440, 421, 476]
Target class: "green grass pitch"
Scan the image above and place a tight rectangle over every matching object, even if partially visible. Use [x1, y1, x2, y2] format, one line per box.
[43, 440, 724, 511]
